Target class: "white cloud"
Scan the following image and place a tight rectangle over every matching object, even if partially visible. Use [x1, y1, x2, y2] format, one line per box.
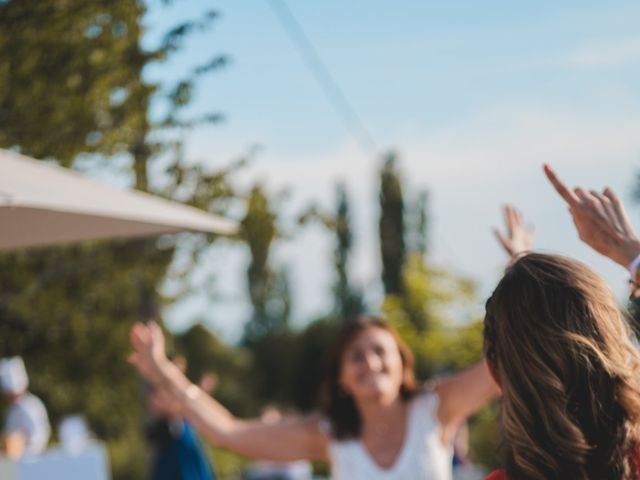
[173, 104, 640, 340]
[556, 37, 640, 69]
[389, 105, 640, 296]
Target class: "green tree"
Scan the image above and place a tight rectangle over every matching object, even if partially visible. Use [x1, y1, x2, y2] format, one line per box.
[298, 183, 364, 319]
[0, 2, 235, 478]
[379, 156, 444, 332]
[334, 184, 364, 318]
[290, 316, 340, 411]
[175, 324, 257, 416]
[409, 190, 429, 256]
[0, 1, 148, 166]
[382, 253, 476, 353]
[0, 240, 174, 478]
[245, 329, 299, 407]
[241, 185, 290, 341]
[379, 152, 406, 295]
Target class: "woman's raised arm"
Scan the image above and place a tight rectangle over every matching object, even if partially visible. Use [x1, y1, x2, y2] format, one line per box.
[435, 361, 499, 443]
[129, 321, 329, 462]
[433, 205, 534, 439]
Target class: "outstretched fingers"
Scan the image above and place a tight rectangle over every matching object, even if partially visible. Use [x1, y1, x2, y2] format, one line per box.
[575, 188, 625, 237]
[544, 164, 580, 207]
[493, 205, 534, 258]
[544, 166, 640, 267]
[493, 227, 511, 253]
[130, 322, 150, 350]
[504, 206, 514, 237]
[590, 190, 623, 233]
[603, 187, 635, 236]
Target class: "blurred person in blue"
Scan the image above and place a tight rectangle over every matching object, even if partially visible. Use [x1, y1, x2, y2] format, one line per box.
[146, 356, 217, 480]
[0, 356, 51, 458]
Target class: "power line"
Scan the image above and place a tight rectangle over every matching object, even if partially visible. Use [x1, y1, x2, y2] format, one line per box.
[264, 0, 378, 156]
[264, 2, 464, 288]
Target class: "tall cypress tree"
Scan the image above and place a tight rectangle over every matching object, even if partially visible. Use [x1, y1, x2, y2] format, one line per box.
[379, 152, 406, 295]
[241, 186, 290, 341]
[412, 190, 429, 256]
[334, 183, 363, 318]
[296, 183, 363, 319]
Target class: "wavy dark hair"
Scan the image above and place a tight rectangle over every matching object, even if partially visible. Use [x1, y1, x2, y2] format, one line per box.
[319, 316, 419, 439]
[484, 253, 640, 479]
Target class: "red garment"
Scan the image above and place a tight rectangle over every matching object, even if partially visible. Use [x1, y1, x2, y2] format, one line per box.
[484, 471, 506, 480]
[485, 446, 640, 480]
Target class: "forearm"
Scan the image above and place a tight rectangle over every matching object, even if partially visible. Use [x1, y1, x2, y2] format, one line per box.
[466, 360, 501, 403]
[176, 385, 325, 461]
[198, 415, 322, 462]
[436, 360, 500, 428]
[456, 360, 500, 414]
[153, 368, 326, 461]
[153, 360, 235, 445]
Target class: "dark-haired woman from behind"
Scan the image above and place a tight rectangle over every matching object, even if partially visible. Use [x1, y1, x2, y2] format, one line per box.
[484, 166, 640, 479]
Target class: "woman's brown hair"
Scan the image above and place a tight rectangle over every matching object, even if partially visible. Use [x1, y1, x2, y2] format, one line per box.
[484, 253, 640, 479]
[319, 316, 419, 439]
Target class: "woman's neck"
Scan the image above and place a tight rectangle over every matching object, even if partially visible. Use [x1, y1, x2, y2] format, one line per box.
[357, 394, 407, 435]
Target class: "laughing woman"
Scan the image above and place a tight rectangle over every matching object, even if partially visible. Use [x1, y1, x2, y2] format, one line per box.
[130, 314, 498, 480]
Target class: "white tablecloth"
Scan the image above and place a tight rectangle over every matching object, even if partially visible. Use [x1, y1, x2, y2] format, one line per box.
[0, 442, 109, 480]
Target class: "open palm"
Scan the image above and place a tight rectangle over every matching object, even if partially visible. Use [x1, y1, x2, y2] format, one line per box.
[493, 205, 535, 258]
[128, 321, 168, 385]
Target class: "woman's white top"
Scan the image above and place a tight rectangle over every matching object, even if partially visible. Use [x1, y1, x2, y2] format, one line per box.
[327, 391, 452, 480]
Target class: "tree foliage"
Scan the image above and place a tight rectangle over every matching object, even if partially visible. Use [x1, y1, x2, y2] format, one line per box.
[175, 324, 257, 416]
[333, 184, 365, 318]
[0, 1, 151, 166]
[382, 253, 476, 371]
[0, 2, 235, 479]
[379, 152, 406, 296]
[0, 239, 174, 478]
[241, 186, 290, 342]
[408, 190, 429, 256]
[298, 183, 364, 320]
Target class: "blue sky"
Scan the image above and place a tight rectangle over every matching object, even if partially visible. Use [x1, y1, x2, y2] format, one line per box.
[143, 1, 640, 341]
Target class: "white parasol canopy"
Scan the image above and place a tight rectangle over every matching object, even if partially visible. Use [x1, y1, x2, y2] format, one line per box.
[0, 149, 237, 250]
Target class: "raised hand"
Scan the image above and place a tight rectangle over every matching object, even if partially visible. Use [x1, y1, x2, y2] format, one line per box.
[128, 321, 169, 385]
[544, 164, 640, 268]
[493, 205, 534, 259]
